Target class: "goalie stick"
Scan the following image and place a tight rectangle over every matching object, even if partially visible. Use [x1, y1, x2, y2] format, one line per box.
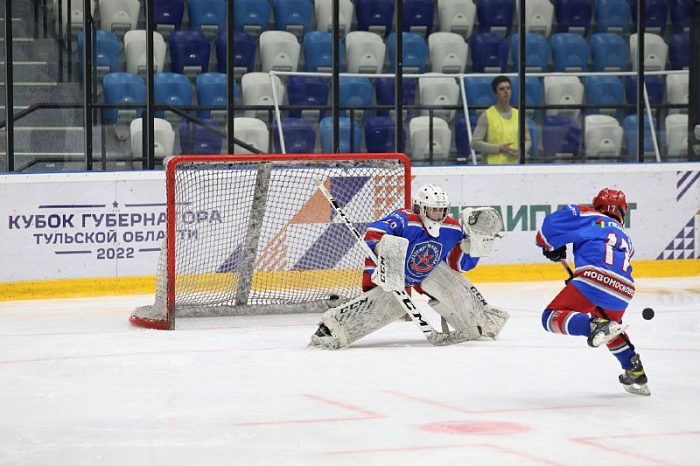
[315, 180, 477, 346]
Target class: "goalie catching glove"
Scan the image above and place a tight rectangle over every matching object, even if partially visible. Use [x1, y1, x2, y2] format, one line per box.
[459, 207, 504, 257]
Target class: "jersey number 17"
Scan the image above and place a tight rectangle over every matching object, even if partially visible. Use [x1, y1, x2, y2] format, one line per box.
[604, 233, 631, 272]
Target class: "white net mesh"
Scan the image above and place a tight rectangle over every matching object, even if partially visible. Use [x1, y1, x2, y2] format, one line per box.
[131, 154, 409, 329]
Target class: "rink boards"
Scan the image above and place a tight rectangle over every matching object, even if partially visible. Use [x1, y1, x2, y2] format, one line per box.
[0, 163, 698, 300]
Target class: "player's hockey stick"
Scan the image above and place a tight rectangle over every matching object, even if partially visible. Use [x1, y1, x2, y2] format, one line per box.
[315, 180, 477, 346]
[559, 259, 634, 350]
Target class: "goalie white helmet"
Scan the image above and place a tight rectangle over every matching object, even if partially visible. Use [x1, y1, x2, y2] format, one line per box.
[412, 184, 450, 237]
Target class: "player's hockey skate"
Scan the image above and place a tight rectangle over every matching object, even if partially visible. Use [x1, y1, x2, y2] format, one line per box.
[619, 354, 651, 396]
[587, 318, 628, 347]
[308, 323, 340, 350]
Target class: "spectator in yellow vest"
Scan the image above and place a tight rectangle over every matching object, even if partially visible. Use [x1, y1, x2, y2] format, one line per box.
[471, 76, 531, 165]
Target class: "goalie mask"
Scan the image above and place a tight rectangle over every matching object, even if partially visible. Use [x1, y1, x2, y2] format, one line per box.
[592, 188, 628, 223]
[412, 184, 450, 237]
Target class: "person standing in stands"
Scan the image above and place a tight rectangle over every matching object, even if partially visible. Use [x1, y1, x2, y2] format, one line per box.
[471, 75, 531, 165]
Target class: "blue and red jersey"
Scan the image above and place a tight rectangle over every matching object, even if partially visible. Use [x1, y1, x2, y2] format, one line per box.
[363, 208, 479, 288]
[536, 204, 635, 310]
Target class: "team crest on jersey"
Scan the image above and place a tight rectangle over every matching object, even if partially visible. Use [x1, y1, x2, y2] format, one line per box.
[408, 241, 442, 273]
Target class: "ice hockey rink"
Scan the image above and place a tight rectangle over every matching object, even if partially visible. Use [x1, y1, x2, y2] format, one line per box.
[1, 277, 698, 466]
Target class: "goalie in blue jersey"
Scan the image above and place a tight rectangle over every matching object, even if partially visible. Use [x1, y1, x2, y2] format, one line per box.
[309, 184, 509, 349]
[536, 188, 650, 396]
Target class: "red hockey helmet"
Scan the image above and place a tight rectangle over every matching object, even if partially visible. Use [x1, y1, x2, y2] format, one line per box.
[592, 188, 628, 222]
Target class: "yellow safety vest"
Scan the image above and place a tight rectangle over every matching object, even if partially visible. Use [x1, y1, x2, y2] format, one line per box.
[485, 106, 520, 165]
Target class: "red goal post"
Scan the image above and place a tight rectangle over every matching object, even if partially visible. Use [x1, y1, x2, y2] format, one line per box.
[131, 153, 411, 330]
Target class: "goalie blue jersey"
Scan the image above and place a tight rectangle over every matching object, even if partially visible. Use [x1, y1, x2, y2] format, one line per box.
[364, 208, 479, 288]
[536, 204, 635, 310]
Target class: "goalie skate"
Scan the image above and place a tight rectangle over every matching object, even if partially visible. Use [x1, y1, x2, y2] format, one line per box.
[619, 354, 651, 396]
[308, 323, 341, 350]
[587, 318, 628, 348]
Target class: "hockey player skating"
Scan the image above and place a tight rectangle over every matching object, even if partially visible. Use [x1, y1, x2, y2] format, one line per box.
[309, 183, 509, 349]
[536, 188, 650, 396]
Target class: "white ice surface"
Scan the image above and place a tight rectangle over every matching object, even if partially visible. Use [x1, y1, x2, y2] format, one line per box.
[1, 277, 699, 466]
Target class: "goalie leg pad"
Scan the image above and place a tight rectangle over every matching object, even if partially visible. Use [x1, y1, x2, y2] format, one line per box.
[321, 287, 406, 348]
[429, 300, 482, 341]
[481, 306, 510, 340]
[420, 262, 486, 336]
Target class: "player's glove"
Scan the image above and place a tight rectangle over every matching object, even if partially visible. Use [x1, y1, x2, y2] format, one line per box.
[542, 245, 567, 262]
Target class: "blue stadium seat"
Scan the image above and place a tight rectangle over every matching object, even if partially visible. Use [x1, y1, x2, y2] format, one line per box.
[233, 0, 270, 37]
[542, 115, 582, 159]
[590, 33, 629, 71]
[476, 0, 514, 36]
[555, 0, 592, 35]
[510, 77, 543, 117]
[273, 0, 312, 38]
[340, 77, 373, 122]
[630, 0, 668, 35]
[77, 29, 120, 80]
[403, 0, 434, 36]
[216, 31, 256, 76]
[153, 0, 184, 37]
[187, 0, 226, 38]
[102, 72, 145, 124]
[179, 118, 224, 154]
[388, 32, 429, 74]
[470, 33, 509, 72]
[273, 117, 316, 153]
[625, 76, 664, 108]
[595, 0, 630, 33]
[584, 76, 624, 116]
[287, 75, 329, 121]
[196, 72, 238, 121]
[510, 33, 549, 72]
[551, 33, 589, 72]
[355, 0, 394, 37]
[154, 72, 193, 119]
[303, 31, 344, 72]
[668, 33, 690, 70]
[454, 116, 476, 159]
[670, 0, 692, 33]
[365, 116, 405, 152]
[464, 76, 496, 118]
[320, 117, 363, 153]
[624, 115, 658, 156]
[375, 78, 417, 117]
[169, 30, 211, 80]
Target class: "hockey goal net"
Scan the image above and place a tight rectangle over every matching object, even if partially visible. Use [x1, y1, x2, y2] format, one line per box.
[131, 153, 411, 329]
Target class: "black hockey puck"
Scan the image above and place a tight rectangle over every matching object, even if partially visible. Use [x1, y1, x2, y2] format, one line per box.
[642, 308, 655, 320]
[329, 294, 340, 300]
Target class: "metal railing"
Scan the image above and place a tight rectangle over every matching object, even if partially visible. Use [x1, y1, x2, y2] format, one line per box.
[1, 0, 698, 172]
